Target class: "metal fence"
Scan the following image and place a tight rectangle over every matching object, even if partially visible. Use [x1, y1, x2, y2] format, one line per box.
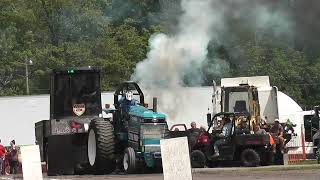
[287, 126, 307, 164]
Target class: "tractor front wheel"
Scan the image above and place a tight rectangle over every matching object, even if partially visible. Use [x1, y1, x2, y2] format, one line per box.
[123, 147, 136, 174]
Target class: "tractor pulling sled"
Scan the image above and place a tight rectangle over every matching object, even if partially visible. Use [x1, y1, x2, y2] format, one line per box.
[35, 67, 168, 175]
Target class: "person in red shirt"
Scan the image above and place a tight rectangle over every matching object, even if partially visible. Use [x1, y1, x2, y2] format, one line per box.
[0, 139, 6, 175]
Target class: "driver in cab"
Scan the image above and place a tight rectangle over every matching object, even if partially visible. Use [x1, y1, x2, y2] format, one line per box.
[211, 117, 233, 158]
[119, 91, 137, 113]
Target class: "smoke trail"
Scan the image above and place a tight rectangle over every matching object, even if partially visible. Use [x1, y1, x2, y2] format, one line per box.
[132, 0, 223, 88]
[131, 0, 293, 125]
[131, 0, 221, 125]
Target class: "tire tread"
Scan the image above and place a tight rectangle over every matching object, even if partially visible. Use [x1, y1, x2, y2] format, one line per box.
[89, 119, 115, 174]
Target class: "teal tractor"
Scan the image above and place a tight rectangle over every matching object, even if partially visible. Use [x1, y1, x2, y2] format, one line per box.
[103, 82, 168, 173]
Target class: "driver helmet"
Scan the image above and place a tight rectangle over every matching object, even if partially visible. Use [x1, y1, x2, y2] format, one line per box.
[125, 91, 133, 101]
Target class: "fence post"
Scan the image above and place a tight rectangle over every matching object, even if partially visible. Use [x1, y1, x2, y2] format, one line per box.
[301, 126, 306, 160]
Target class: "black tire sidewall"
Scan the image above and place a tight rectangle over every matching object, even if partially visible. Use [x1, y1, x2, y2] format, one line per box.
[123, 147, 136, 174]
[241, 148, 260, 167]
[191, 150, 206, 168]
[87, 119, 115, 174]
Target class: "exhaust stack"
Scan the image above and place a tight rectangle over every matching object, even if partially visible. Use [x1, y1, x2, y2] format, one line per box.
[207, 110, 212, 127]
[153, 97, 158, 112]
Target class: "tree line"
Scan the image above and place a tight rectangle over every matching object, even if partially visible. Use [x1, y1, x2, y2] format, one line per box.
[0, 0, 319, 109]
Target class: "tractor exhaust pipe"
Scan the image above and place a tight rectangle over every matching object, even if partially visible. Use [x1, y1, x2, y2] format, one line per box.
[207, 111, 212, 127]
[314, 106, 319, 118]
[153, 97, 157, 112]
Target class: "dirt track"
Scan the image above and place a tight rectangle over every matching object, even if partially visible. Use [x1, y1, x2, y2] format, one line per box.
[1, 169, 320, 180]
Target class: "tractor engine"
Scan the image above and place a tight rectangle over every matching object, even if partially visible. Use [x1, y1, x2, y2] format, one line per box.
[125, 105, 167, 168]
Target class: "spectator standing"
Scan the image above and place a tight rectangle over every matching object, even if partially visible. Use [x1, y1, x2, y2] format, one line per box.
[8, 140, 19, 174]
[0, 139, 6, 175]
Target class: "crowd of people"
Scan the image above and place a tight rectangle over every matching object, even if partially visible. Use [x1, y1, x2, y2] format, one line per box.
[0, 139, 20, 175]
[260, 117, 296, 153]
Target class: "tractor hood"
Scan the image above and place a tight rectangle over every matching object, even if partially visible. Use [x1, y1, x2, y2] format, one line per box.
[128, 105, 166, 119]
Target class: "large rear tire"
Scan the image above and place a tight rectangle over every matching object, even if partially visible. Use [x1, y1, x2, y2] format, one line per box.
[87, 119, 115, 174]
[123, 147, 136, 174]
[241, 148, 260, 167]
